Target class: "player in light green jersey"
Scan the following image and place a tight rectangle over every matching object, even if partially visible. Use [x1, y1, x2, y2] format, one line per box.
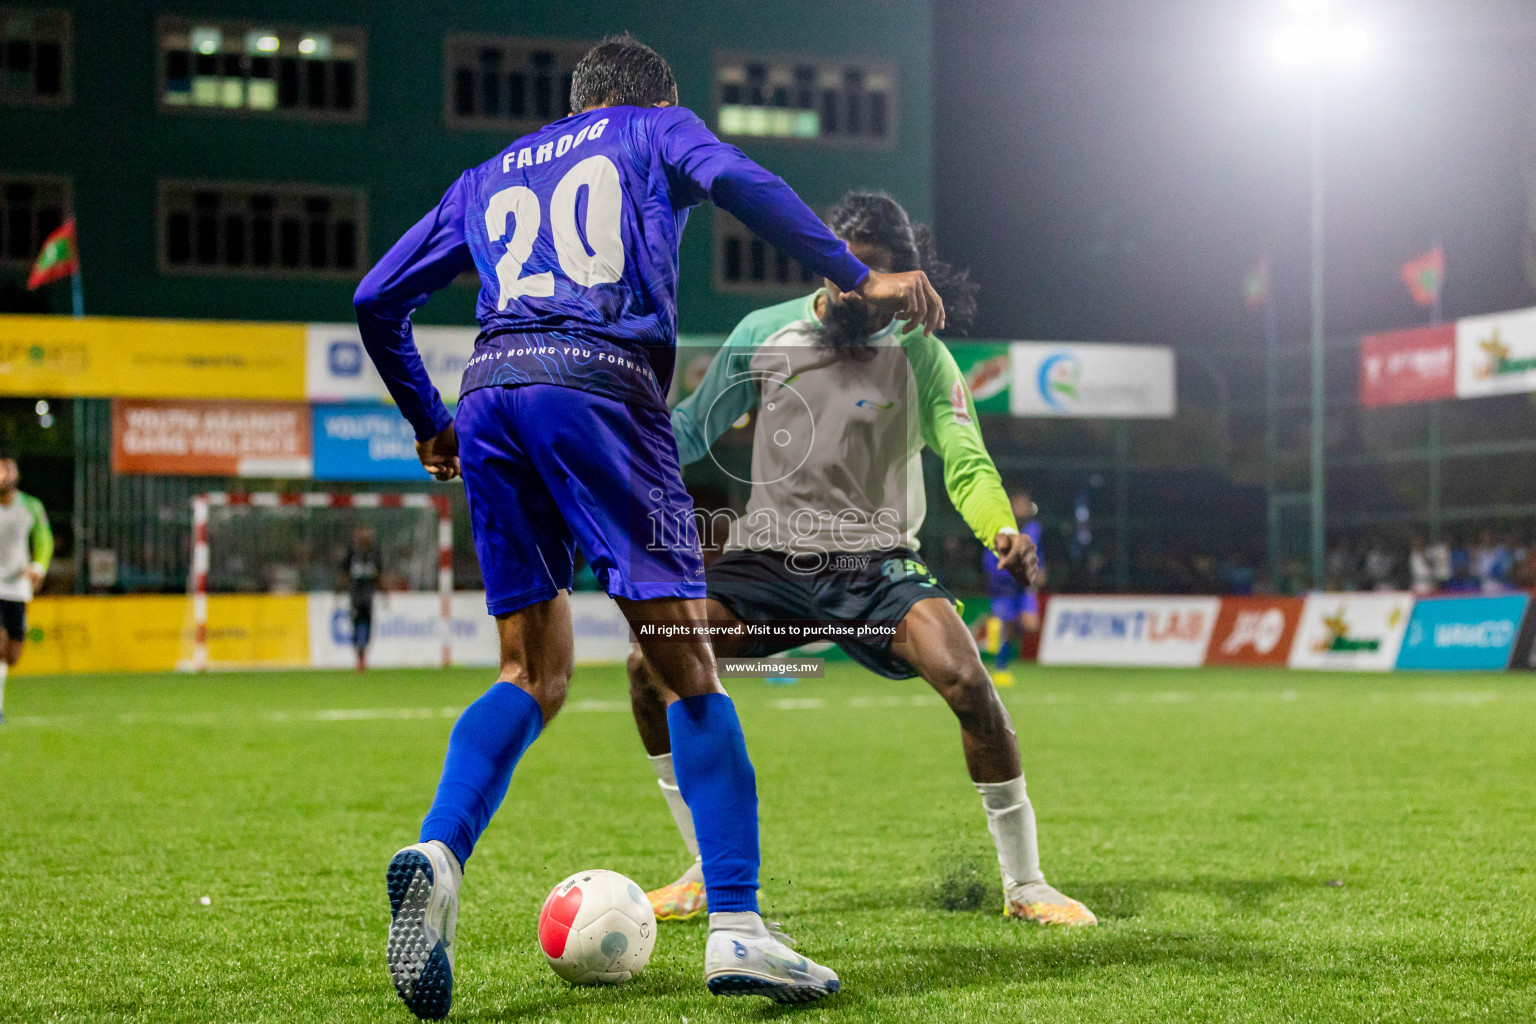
[0, 453, 53, 723]
[629, 193, 1096, 928]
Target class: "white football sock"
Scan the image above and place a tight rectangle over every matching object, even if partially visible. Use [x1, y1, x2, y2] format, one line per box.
[648, 752, 700, 858]
[975, 774, 1046, 889]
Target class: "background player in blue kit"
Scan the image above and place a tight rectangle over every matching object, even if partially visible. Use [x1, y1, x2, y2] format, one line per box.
[352, 35, 944, 1018]
[974, 493, 1044, 686]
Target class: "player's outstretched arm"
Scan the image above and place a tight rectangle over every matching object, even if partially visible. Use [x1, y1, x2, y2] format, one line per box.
[670, 305, 794, 464]
[906, 332, 1028, 578]
[655, 109, 948, 336]
[353, 173, 475, 444]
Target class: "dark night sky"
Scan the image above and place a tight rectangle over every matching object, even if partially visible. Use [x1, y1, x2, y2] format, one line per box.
[934, 1, 1536, 353]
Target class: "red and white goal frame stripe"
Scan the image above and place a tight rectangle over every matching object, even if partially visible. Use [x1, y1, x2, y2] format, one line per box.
[189, 491, 454, 672]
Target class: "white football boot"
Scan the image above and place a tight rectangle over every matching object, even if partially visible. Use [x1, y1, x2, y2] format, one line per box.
[385, 841, 461, 1020]
[705, 911, 840, 1003]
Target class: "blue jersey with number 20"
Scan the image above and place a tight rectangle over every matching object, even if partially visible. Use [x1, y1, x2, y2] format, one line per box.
[354, 104, 869, 440]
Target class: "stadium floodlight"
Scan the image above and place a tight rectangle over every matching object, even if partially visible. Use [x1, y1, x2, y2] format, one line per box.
[1272, 22, 1371, 67]
[1268, 1, 1374, 588]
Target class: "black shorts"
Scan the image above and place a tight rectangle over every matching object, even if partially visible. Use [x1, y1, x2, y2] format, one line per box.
[0, 600, 24, 643]
[705, 548, 957, 680]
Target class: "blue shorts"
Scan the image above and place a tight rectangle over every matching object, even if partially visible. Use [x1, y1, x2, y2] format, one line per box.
[456, 384, 707, 616]
[989, 590, 1040, 622]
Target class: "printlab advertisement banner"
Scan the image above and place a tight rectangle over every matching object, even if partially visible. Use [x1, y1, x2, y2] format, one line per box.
[1359, 324, 1456, 408]
[305, 592, 631, 669]
[1008, 342, 1176, 419]
[306, 323, 477, 404]
[1288, 592, 1416, 672]
[311, 404, 429, 481]
[1397, 594, 1530, 671]
[1454, 305, 1536, 399]
[1039, 595, 1220, 667]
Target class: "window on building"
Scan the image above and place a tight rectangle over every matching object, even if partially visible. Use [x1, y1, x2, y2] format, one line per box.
[716, 56, 894, 146]
[157, 17, 364, 119]
[443, 35, 587, 131]
[0, 8, 70, 105]
[0, 174, 69, 267]
[713, 209, 821, 295]
[159, 182, 365, 278]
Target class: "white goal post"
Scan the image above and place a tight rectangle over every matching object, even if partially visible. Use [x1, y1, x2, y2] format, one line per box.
[188, 491, 453, 672]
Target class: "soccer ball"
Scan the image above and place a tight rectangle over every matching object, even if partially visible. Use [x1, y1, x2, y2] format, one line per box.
[537, 869, 656, 985]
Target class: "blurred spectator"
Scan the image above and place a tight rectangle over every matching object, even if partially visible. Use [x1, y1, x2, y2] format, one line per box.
[1426, 535, 1452, 590]
[1219, 551, 1256, 595]
[1362, 539, 1396, 591]
[1326, 541, 1359, 591]
[1514, 540, 1536, 590]
[1409, 535, 1437, 595]
[1476, 529, 1513, 593]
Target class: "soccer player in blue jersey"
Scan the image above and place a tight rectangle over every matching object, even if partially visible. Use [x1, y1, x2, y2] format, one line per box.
[975, 492, 1045, 686]
[352, 36, 943, 1018]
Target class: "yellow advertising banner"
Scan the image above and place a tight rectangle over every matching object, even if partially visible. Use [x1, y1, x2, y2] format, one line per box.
[17, 594, 310, 675]
[0, 315, 306, 400]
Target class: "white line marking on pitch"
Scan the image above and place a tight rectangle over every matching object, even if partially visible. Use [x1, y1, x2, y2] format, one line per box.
[8, 687, 1531, 728]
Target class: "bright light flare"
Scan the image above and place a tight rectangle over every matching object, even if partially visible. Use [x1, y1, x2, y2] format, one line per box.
[1288, 0, 1331, 16]
[1272, 21, 1371, 67]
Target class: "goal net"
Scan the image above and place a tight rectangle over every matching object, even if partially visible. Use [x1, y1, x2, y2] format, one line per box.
[184, 492, 452, 671]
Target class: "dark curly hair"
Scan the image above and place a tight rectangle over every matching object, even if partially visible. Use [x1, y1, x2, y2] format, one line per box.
[817, 191, 979, 354]
[570, 34, 678, 113]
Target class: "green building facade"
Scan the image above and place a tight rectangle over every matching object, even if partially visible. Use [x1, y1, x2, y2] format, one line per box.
[1, 0, 933, 332]
[0, 1, 933, 592]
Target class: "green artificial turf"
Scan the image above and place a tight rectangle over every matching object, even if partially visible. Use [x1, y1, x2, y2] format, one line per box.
[2, 664, 1533, 1022]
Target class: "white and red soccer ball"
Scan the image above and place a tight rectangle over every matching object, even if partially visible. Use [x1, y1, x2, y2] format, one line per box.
[537, 869, 656, 984]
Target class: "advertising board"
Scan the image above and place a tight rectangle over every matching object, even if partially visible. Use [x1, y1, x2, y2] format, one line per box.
[1289, 593, 1416, 671]
[1039, 595, 1219, 667]
[1396, 594, 1528, 671]
[1008, 342, 1176, 419]
[1205, 596, 1305, 666]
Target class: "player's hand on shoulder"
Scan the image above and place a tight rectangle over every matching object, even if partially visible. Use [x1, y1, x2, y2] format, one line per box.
[993, 529, 1040, 587]
[417, 423, 462, 482]
[854, 269, 945, 336]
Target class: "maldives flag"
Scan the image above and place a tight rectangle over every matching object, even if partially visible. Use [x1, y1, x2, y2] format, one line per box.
[26, 218, 78, 290]
[1400, 245, 1444, 307]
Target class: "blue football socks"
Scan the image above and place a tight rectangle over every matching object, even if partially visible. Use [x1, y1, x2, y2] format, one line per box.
[996, 639, 1015, 671]
[667, 693, 759, 914]
[419, 681, 543, 868]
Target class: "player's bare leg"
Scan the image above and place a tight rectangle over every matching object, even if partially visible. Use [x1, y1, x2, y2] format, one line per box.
[618, 596, 838, 1002]
[387, 595, 574, 1019]
[893, 597, 1096, 926]
[629, 599, 748, 920]
[0, 634, 21, 724]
